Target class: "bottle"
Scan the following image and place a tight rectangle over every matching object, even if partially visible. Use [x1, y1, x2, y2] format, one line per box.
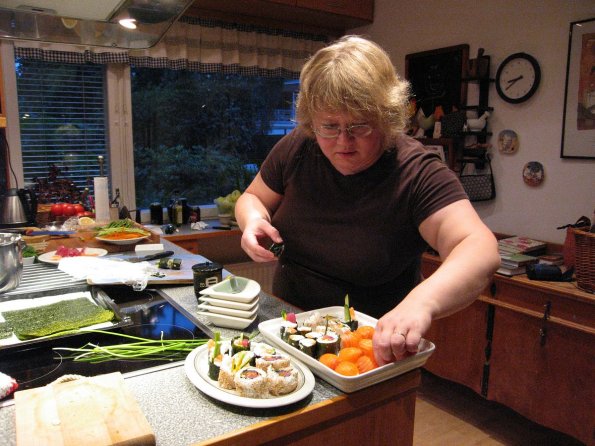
[174, 198, 183, 227]
[179, 197, 190, 224]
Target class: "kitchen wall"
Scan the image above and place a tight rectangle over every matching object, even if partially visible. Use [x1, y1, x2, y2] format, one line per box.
[352, 0, 595, 244]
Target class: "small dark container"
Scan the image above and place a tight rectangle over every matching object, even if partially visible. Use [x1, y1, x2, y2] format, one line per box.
[192, 261, 223, 297]
[150, 202, 163, 225]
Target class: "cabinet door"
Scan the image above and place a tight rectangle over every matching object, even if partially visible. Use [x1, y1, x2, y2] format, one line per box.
[423, 300, 488, 394]
[488, 306, 594, 445]
[297, 0, 374, 20]
[171, 239, 199, 254]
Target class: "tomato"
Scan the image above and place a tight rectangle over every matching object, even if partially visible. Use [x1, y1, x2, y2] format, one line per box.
[73, 204, 85, 214]
[76, 212, 86, 217]
[50, 203, 64, 217]
[63, 204, 76, 216]
[82, 211, 95, 218]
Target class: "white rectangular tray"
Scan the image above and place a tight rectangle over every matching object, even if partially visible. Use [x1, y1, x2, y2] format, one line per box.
[258, 306, 435, 393]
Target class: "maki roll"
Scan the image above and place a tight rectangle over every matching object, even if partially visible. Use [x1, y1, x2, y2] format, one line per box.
[267, 366, 299, 396]
[251, 342, 276, 358]
[231, 333, 251, 355]
[234, 367, 268, 398]
[297, 325, 312, 336]
[218, 350, 254, 390]
[298, 337, 317, 357]
[207, 332, 223, 380]
[280, 321, 298, 341]
[288, 334, 305, 349]
[316, 332, 340, 357]
[255, 353, 291, 371]
[305, 331, 322, 341]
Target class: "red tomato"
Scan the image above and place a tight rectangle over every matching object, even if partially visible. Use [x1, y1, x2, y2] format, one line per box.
[83, 211, 95, 218]
[63, 204, 76, 216]
[50, 203, 64, 217]
[73, 204, 85, 214]
[76, 212, 86, 217]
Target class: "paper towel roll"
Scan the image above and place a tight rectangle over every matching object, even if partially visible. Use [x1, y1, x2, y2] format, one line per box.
[94, 177, 110, 224]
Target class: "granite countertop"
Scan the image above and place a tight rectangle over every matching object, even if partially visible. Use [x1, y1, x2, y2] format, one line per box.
[0, 239, 343, 446]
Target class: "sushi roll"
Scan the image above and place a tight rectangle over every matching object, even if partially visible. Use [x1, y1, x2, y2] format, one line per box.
[298, 337, 317, 357]
[234, 367, 268, 398]
[305, 331, 322, 341]
[251, 342, 276, 358]
[316, 332, 340, 357]
[217, 355, 235, 390]
[288, 334, 305, 349]
[267, 366, 299, 396]
[231, 333, 251, 355]
[280, 321, 298, 341]
[208, 333, 223, 380]
[255, 353, 291, 371]
[297, 325, 312, 336]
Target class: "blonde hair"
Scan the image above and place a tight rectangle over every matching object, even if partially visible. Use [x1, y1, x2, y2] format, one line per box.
[296, 35, 411, 146]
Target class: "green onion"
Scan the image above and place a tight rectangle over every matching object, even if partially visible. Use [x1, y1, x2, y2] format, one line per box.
[344, 294, 351, 322]
[53, 329, 209, 363]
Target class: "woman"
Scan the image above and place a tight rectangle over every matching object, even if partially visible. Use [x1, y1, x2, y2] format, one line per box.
[235, 36, 500, 366]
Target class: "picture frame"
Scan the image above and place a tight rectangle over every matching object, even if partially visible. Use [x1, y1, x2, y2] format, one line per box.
[561, 17, 595, 159]
[405, 44, 470, 118]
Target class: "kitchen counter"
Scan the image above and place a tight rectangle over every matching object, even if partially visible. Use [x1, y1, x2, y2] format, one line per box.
[0, 238, 421, 446]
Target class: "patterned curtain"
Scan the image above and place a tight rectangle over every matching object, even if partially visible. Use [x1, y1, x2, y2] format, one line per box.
[13, 17, 328, 78]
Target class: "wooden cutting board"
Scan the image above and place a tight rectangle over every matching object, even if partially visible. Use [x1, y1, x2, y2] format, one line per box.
[14, 372, 155, 446]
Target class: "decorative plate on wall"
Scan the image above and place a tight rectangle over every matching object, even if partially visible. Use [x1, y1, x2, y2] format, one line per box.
[498, 129, 519, 154]
[522, 161, 544, 187]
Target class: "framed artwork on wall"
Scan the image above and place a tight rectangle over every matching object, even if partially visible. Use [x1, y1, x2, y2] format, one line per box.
[561, 17, 595, 159]
[405, 44, 470, 118]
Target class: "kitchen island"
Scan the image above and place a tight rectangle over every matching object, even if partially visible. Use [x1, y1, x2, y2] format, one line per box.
[0, 239, 421, 446]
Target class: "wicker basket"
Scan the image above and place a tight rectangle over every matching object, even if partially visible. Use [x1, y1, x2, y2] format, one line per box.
[573, 228, 595, 293]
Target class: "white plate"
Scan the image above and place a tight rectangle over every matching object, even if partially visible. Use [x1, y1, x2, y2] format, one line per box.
[258, 306, 435, 393]
[199, 295, 259, 311]
[95, 235, 149, 245]
[199, 277, 261, 302]
[197, 311, 257, 330]
[184, 344, 315, 408]
[38, 248, 108, 265]
[197, 302, 259, 319]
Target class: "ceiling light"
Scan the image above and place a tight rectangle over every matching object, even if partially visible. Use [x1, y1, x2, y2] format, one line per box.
[118, 18, 137, 29]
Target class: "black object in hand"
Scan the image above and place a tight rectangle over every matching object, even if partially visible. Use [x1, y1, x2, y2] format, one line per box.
[269, 242, 285, 257]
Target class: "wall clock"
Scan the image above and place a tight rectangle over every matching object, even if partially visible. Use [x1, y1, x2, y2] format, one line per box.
[495, 52, 541, 104]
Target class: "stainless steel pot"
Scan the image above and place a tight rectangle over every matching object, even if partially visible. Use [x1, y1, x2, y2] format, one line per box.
[0, 232, 24, 294]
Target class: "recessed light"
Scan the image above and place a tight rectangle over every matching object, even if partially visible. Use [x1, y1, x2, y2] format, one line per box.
[118, 18, 136, 29]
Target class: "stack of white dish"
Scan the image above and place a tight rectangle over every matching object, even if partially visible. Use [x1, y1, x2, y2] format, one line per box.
[196, 276, 261, 329]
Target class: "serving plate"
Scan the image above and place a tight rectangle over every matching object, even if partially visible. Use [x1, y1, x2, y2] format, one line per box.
[258, 306, 435, 393]
[95, 235, 149, 245]
[184, 344, 315, 408]
[196, 311, 257, 330]
[199, 277, 261, 302]
[38, 248, 108, 265]
[196, 302, 259, 319]
[198, 295, 259, 311]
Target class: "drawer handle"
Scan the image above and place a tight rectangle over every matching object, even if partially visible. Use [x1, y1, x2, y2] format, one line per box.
[540, 301, 551, 346]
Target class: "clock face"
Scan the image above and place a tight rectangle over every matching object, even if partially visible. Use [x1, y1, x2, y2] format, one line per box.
[496, 53, 541, 103]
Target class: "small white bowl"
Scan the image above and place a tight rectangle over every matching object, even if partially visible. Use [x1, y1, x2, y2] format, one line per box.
[197, 302, 259, 319]
[197, 311, 257, 329]
[199, 277, 261, 302]
[198, 295, 259, 311]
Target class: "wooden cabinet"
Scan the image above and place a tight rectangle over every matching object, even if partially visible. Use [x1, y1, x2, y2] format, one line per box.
[186, 0, 374, 34]
[421, 253, 595, 445]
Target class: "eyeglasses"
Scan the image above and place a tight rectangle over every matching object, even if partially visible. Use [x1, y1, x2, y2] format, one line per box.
[313, 123, 374, 139]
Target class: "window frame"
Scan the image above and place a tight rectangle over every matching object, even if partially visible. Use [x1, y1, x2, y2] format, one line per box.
[0, 40, 136, 210]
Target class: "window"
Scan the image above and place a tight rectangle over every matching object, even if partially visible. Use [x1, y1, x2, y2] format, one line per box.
[130, 68, 296, 208]
[15, 59, 108, 203]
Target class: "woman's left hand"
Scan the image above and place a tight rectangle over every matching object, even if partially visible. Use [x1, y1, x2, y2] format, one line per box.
[372, 298, 433, 366]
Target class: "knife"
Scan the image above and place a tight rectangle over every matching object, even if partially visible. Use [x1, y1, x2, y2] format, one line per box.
[127, 250, 174, 263]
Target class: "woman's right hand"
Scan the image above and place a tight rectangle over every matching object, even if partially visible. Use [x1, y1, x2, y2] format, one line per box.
[240, 217, 283, 262]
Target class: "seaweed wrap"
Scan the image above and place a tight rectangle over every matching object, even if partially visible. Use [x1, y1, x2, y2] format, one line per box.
[288, 334, 305, 349]
[298, 337, 317, 357]
[297, 325, 312, 336]
[267, 366, 299, 396]
[251, 342, 276, 358]
[231, 333, 251, 355]
[280, 321, 298, 341]
[316, 332, 340, 357]
[234, 367, 268, 398]
[208, 332, 223, 380]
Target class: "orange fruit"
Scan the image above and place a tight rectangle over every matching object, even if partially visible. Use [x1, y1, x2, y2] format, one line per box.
[338, 347, 363, 363]
[355, 325, 375, 340]
[319, 353, 340, 370]
[335, 361, 359, 376]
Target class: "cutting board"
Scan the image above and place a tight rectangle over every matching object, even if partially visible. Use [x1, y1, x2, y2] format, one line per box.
[14, 372, 155, 446]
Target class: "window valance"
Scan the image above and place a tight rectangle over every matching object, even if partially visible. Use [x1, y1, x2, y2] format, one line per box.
[13, 18, 327, 78]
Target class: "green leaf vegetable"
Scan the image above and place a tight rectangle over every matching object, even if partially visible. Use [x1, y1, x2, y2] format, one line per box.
[214, 189, 242, 216]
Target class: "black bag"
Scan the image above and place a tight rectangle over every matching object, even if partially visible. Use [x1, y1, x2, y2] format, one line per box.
[459, 154, 496, 202]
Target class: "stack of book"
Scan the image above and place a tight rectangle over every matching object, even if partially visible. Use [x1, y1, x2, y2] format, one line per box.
[498, 252, 539, 276]
[497, 236, 547, 276]
[537, 254, 564, 266]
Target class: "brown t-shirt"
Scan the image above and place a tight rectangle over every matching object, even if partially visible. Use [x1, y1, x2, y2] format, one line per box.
[259, 128, 468, 317]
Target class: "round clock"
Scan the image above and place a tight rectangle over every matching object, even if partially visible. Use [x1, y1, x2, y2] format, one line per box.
[495, 53, 541, 104]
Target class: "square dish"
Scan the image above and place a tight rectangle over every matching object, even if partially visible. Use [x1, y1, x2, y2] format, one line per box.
[199, 277, 261, 302]
[197, 311, 257, 330]
[198, 295, 259, 311]
[258, 306, 435, 393]
[196, 302, 259, 319]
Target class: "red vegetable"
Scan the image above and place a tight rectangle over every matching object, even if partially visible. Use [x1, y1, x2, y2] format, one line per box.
[285, 312, 297, 324]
